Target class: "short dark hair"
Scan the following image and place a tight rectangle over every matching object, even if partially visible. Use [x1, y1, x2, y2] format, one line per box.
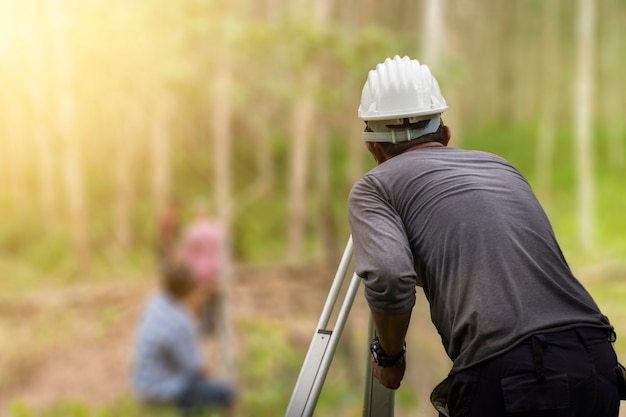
[366, 118, 444, 158]
[161, 261, 196, 299]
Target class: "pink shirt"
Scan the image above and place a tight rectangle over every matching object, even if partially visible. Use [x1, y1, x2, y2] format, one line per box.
[179, 220, 224, 284]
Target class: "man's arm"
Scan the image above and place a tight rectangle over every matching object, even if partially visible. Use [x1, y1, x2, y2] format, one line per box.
[372, 310, 411, 356]
[370, 310, 411, 389]
[348, 178, 417, 389]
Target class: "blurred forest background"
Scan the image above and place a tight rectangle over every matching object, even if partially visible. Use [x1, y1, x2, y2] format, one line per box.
[1, 0, 625, 416]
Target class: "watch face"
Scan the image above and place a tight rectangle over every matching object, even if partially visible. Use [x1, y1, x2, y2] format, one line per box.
[370, 336, 406, 367]
[370, 337, 388, 366]
[370, 338, 382, 363]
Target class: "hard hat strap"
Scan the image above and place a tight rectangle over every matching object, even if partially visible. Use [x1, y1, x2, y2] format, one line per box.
[362, 115, 441, 143]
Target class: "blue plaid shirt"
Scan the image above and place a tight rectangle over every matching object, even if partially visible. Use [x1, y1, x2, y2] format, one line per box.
[132, 292, 203, 401]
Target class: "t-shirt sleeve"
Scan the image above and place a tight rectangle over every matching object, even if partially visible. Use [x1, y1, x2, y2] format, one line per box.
[348, 175, 417, 314]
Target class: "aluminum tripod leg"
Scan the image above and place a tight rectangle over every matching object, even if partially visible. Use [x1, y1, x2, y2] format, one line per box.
[362, 317, 395, 417]
[285, 237, 361, 417]
[285, 236, 395, 417]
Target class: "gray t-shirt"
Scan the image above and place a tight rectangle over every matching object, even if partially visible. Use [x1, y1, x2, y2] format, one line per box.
[348, 147, 611, 372]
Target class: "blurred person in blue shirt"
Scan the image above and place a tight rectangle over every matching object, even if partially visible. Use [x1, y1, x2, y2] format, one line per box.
[132, 261, 236, 416]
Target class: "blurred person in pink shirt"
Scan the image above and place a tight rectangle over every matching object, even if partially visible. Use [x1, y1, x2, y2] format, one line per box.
[177, 202, 227, 337]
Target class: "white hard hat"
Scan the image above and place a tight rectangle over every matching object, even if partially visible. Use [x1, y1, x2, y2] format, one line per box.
[358, 56, 447, 142]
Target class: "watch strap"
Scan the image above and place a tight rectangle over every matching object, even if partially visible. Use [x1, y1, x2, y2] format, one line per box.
[370, 336, 406, 367]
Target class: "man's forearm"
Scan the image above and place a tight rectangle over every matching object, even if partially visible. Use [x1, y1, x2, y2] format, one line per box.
[371, 310, 412, 356]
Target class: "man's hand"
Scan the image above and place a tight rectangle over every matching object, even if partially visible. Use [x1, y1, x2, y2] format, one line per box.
[372, 357, 406, 390]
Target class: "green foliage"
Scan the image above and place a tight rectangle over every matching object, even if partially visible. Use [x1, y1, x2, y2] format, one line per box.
[236, 319, 302, 415]
[6, 397, 184, 417]
[2, 0, 625, 279]
[587, 279, 626, 361]
[234, 198, 288, 262]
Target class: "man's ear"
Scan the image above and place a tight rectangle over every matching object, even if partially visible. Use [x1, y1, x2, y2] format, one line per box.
[442, 125, 451, 146]
[366, 142, 388, 165]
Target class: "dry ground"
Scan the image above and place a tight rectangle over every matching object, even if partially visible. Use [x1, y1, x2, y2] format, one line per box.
[0, 263, 373, 415]
[1, 263, 624, 417]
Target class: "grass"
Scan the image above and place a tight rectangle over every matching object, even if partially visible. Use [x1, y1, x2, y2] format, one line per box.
[587, 279, 626, 358]
[5, 265, 623, 417]
[0, 285, 441, 417]
[3, 272, 625, 417]
[7, 398, 171, 417]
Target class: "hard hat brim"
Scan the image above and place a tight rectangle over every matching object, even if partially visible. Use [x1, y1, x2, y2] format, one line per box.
[358, 105, 448, 121]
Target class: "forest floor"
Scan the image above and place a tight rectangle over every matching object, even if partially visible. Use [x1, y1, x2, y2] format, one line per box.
[0, 262, 374, 416]
[1, 262, 625, 417]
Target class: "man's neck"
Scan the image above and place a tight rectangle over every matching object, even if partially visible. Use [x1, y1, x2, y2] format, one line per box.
[405, 141, 445, 153]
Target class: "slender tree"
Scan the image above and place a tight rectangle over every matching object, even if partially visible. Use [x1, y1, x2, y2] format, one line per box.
[26, 34, 58, 229]
[0, 6, 25, 219]
[420, 0, 445, 70]
[287, 67, 316, 262]
[574, 0, 596, 249]
[599, 0, 625, 168]
[151, 98, 173, 224]
[2, 105, 25, 219]
[534, 0, 560, 202]
[48, 0, 90, 268]
[211, 40, 236, 379]
[113, 97, 140, 252]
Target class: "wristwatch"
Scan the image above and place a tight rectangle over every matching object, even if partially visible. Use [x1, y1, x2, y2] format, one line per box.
[370, 336, 406, 368]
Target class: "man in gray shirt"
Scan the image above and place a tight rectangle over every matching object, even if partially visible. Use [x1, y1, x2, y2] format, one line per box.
[349, 56, 623, 416]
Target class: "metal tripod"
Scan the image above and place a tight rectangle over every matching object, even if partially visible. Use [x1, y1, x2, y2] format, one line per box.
[285, 236, 395, 417]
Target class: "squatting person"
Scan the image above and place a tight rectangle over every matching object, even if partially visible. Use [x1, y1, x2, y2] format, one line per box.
[132, 261, 236, 416]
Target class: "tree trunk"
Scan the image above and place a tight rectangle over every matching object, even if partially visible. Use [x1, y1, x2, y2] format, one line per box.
[512, 1, 539, 124]
[494, 2, 515, 123]
[421, 0, 445, 70]
[212, 59, 232, 242]
[211, 53, 235, 380]
[113, 99, 140, 252]
[48, 0, 90, 269]
[1, 106, 24, 218]
[534, 0, 560, 203]
[600, 0, 624, 168]
[574, 0, 596, 249]
[17, 10, 58, 235]
[312, 0, 338, 269]
[151, 98, 173, 222]
[34, 127, 58, 230]
[313, 115, 339, 273]
[420, 0, 460, 145]
[287, 69, 316, 263]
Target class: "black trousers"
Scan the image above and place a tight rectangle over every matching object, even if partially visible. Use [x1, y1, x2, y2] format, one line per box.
[447, 328, 621, 417]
